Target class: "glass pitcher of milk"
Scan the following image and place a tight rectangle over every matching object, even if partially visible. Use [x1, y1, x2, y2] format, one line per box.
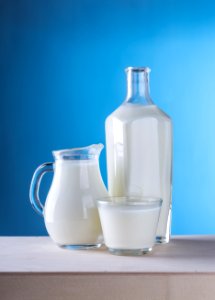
[105, 67, 173, 244]
[29, 144, 108, 249]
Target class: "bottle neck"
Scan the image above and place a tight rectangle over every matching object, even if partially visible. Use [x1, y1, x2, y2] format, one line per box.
[125, 67, 153, 105]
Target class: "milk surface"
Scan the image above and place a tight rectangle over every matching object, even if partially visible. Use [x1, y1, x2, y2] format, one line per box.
[44, 160, 107, 246]
[99, 204, 161, 249]
[106, 104, 172, 240]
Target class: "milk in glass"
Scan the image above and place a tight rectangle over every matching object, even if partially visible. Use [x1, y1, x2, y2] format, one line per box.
[98, 198, 162, 252]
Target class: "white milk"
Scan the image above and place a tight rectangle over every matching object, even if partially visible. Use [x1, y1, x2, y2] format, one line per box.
[106, 104, 172, 241]
[44, 160, 107, 246]
[98, 203, 161, 249]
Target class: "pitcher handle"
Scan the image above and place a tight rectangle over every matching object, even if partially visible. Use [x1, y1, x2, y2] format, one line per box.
[29, 162, 54, 217]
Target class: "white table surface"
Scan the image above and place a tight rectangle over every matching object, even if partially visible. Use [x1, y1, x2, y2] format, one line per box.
[1, 236, 215, 300]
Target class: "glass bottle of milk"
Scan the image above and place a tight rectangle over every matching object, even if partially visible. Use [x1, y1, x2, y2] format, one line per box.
[105, 67, 172, 243]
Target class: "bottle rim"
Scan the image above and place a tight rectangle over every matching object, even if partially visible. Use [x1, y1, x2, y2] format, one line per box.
[125, 66, 151, 73]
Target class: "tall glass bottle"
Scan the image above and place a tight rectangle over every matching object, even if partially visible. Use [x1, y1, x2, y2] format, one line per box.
[105, 67, 172, 243]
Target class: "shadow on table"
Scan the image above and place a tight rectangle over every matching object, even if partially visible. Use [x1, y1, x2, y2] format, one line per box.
[152, 236, 215, 260]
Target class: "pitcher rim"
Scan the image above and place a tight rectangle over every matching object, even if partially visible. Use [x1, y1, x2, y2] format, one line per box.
[52, 143, 104, 160]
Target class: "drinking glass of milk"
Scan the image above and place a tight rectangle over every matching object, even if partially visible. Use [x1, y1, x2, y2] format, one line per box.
[29, 144, 108, 249]
[98, 197, 162, 256]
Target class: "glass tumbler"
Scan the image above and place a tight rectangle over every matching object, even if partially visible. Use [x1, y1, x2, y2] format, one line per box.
[98, 197, 162, 256]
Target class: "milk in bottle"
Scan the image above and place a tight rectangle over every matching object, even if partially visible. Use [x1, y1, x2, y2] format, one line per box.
[105, 67, 172, 243]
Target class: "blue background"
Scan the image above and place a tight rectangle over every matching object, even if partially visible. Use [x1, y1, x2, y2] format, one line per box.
[1, 0, 215, 236]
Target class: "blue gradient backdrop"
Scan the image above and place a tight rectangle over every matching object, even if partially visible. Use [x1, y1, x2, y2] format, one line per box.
[1, 0, 215, 235]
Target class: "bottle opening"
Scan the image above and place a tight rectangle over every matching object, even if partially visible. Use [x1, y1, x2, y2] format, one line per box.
[125, 67, 151, 73]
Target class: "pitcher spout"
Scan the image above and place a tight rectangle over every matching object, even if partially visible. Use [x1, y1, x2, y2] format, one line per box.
[82, 143, 104, 159]
[92, 143, 104, 156]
